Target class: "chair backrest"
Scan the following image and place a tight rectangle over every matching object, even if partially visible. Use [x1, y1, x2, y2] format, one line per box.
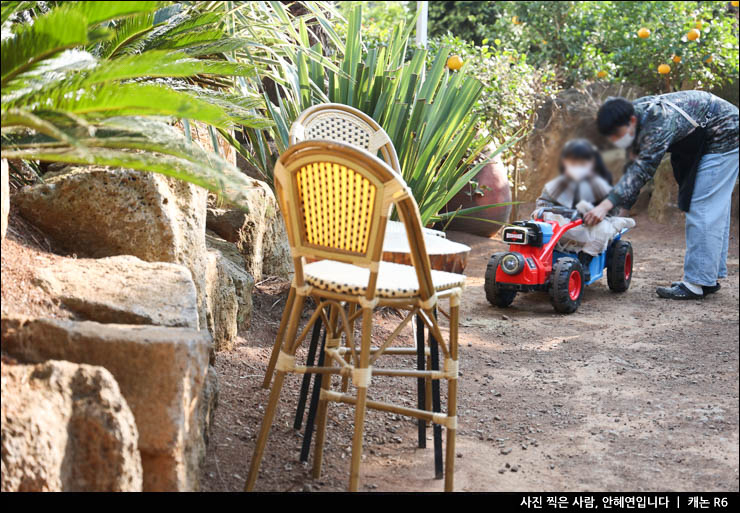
[274, 140, 435, 302]
[289, 103, 401, 174]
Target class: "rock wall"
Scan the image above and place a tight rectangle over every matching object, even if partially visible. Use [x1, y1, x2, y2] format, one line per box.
[206, 178, 293, 281]
[2, 317, 213, 491]
[14, 166, 209, 329]
[1, 359, 142, 492]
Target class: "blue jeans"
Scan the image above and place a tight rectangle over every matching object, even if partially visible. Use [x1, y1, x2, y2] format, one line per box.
[683, 148, 739, 286]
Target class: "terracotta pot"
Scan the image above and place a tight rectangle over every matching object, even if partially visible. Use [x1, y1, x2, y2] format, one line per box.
[443, 152, 512, 237]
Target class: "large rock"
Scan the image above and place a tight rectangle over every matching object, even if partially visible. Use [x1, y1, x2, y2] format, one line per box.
[1, 159, 8, 242]
[205, 239, 254, 352]
[648, 157, 684, 224]
[14, 166, 208, 328]
[1, 317, 214, 491]
[519, 83, 647, 204]
[33, 256, 199, 328]
[206, 179, 293, 280]
[1, 358, 142, 491]
[174, 120, 236, 167]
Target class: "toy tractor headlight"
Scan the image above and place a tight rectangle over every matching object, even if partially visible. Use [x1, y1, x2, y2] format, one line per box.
[500, 252, 525, 275]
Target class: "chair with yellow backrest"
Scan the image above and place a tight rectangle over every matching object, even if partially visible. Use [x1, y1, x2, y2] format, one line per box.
[266, 103, 449, 475]
[245, 141, 464, 492]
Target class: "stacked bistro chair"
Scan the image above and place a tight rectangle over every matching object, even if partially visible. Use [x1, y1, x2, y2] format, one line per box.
[262, 103, 448, 477]
[245, 140, 465, 492]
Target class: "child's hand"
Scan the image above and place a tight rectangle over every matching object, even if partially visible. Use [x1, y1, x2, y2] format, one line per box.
[584, 199, 614, 225]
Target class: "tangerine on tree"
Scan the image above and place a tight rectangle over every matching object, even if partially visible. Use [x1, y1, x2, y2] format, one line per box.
[597, 70, 608, 78]
[658, 64, 671, 74]
[672, 55, 681, 63]
[447, 55, 463, 71]
[637, 27, 650, 38]
[704, 55, 713, 64]
[732, 1, 739, 7]
[687, 28, 700, 41]
[695, 21, 703, 30]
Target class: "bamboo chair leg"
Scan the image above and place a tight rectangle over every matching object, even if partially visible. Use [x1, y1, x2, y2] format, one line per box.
[300, 328, 327, 462]
[444, 301, 460, 492]
[348, 306, 373, 492]
[263, 286, 296, 388]
[425, 354, 433, 412]
[312, 305, 339, 478]
[415, 314, 427, 449]
[294, 317, 323, 430]
[246, 293, 305, 491]
[429, 311, 444, 480]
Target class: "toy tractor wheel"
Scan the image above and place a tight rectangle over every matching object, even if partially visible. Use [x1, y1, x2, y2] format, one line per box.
[485, 253, 517, 308]
[607, 240, 633, 292]
[549, 257, 584, 314]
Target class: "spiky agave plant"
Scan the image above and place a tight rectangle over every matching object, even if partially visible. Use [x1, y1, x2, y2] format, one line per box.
[227, 4, 520, 226]
[0, 1, 272, 205]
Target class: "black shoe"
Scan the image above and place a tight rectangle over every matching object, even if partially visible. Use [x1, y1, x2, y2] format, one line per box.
[671, 281, 720, 295]
[657, 283, 704, 300]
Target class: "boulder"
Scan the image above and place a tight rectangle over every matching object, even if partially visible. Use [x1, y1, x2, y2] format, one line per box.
[1, 317, 214, 491]
[206, 179, 293, 280]
[205, 240, 254, 352]
[13, 166, 208, 328]
[33, 255, 199, 328]
[519, 83, 647, 203]
[648, 157, 684, 224]
[1, 358, 142, 491]
[1, 159, 8, 242]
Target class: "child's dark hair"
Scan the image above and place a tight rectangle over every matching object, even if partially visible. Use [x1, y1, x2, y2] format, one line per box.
[558, 138, 613, 185]
[597, 97, 635, 136]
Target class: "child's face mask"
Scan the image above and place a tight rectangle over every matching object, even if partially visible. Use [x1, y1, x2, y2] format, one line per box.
[564, 164, 593, 182]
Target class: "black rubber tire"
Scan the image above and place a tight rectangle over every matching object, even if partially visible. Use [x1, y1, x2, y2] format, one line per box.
[549, 257, 584, 314]
[484, 253, 517, 308]
[607, 240, 633, 292]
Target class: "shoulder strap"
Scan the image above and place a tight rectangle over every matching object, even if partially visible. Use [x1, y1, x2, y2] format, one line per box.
[660, 98, 701, 128]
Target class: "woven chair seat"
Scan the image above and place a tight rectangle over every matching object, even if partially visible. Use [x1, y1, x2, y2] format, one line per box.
[304, 259, 465, 299]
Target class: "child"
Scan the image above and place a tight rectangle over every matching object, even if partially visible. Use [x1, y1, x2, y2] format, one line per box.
[535, 139, 619, 215]
[534, 139, 634, 276]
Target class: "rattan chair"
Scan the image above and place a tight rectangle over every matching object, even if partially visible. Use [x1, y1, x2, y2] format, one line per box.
[245, 140, 464, 492]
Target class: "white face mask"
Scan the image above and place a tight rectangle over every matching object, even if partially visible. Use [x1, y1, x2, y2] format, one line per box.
[613, 124, 635, 149]
[564, 164, 593, 182]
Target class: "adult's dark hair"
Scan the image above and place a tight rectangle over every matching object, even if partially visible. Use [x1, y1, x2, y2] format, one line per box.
[558, 138, 613, 185]
[597, 96, 635, 136]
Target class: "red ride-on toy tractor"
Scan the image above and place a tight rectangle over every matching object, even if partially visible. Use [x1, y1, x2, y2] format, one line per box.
[485, 207, 633, 314]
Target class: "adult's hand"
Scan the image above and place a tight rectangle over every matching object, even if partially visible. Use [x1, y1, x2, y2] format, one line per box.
[584, 198, 614, 226]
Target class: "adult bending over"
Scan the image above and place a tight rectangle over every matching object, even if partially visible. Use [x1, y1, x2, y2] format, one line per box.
[587, 91, 738, 300]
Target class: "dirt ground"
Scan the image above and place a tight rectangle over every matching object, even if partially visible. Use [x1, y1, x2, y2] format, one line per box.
[201, 212, 739, 492]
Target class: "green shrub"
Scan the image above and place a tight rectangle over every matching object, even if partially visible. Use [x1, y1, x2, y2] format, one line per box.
[428, 1, 739, 94]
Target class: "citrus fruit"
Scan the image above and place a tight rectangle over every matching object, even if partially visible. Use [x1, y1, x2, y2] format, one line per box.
[732, 1, 739, 7]
[597, 70, 608, 78]
[658, 64, 671, 74]
[672, 55, 681, 63]
[447, 55, 463, 71]
[704, 55, 713, 64]
[695, 21, 703, 30]
[687, 28, 700, 41]
[637, 28, 650, 39]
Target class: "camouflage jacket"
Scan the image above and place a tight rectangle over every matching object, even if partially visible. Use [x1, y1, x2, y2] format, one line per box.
[608, 91, 739, 209]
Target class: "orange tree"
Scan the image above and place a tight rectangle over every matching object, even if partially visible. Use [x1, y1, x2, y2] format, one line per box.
[430, 1, 739, 93]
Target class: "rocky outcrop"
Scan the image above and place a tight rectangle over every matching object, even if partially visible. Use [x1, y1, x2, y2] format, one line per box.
[174, 120, 236, 167]
[33, 256, 199, 328]
[648, 157, 683, 224]
[206, 179, 293, 280]
[1, 317, 213, 491]
[1, 359, 142, 491]
[519, 83, 646, 203]
[1, 159, 8, 242]
[13, 166, 208, 328]
[205, 238, 254, 351]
